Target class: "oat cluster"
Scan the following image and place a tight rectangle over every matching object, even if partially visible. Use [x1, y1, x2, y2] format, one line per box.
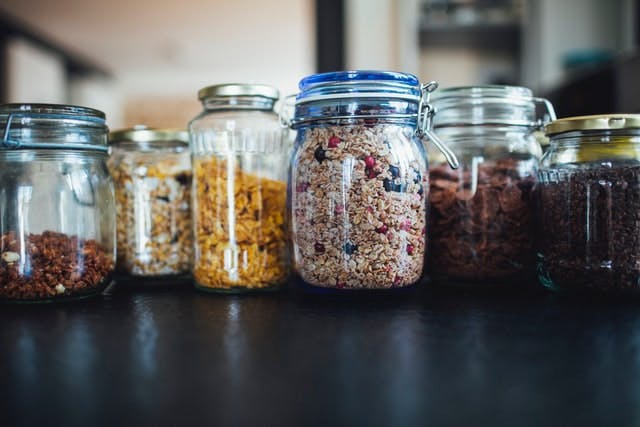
[291, 123, 427, 289]
[193, 157, 288, 290]
[110, 156, 192, 276]
[428, 158, 536, 281]
[0, 231, 114, 300]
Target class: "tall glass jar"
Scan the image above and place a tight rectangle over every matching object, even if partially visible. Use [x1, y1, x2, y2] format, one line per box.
[538, 115, 640, 294]
[108, 126, 192, 280]
[427, 86, 555, 285]
[189, 84, 288, 292]
[288, 71, 458, 291]
[0, 104, 115, 301]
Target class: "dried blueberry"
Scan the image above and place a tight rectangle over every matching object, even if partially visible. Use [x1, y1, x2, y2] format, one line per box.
[414, 171, 422, 184]
[314, 146, 326, 163]
[343, 242, 358, 255]
[383, 178, 394, 192]
[315, 242, 325, 253]
[417, 185, 424, 196]
[389, 165, 400, 178]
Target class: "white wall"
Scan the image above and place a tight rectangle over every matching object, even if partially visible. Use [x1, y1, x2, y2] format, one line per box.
[6, 37, 66, 103]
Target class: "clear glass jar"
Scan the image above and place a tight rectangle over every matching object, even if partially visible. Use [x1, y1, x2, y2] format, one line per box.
[538, 115, 640, 294]
[427, 86, 555, 284]
[189, 84, 288, 292]
[0, 104, 115, 301]
[108, 126, 192, 280]
[288, 71, 458, 291]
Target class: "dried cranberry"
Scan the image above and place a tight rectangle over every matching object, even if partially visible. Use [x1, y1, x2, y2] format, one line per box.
[364, 156, 376, 168]
[328, 136, 341, 148]
[296, 182, 309, 193]
[314, 146, 326, 163]
[314, 242, 325, 253]
[336, 282, 346, 289]
[406, 244, 415, 255]
[376, 224, 388, 234]
[367, 169, 379, 179]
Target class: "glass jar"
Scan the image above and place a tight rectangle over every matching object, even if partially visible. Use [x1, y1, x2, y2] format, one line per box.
[538, 115, 640, 294]
[108, 126, 192, 280]
[427, 86, 555, 284]
[0, 104, 115, 301]
[189, 84, 288, 292]
[288, 71, 458, 291]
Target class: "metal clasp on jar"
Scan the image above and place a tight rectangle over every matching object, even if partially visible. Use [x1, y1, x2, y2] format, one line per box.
[416, 82, 459, 170]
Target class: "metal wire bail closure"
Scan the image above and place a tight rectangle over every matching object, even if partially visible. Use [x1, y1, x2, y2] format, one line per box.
[534, 97, 557, 128]
[417, 82, 459, 169]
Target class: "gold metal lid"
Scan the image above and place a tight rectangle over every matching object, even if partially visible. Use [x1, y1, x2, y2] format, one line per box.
[109, 125, 188, 144]
[197, 83, 279, 101]
[545, 114, 640, 136]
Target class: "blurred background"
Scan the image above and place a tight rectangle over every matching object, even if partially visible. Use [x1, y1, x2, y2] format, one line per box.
[0, 0, 637, 128]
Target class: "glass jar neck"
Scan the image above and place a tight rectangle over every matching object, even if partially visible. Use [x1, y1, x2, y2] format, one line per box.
[202, 96, 275, 111]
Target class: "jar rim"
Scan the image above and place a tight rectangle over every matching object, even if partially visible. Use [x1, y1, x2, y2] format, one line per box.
[295, 70, 422, 105]
[545, 114, 640, 136]
[109, 125, 188, 145]
[197, 83, 280, 102]
[0, 103, 105, 120]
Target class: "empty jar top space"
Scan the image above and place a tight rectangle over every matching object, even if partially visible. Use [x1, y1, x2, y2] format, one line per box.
[0, 103, 108, 151]
[430, 85, 541, 128]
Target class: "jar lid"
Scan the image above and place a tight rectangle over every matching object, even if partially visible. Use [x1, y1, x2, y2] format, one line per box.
[430, 85, 554, 128]
[109, 125, 188, 145]
[545, 114, 640, 136]
[0, 103, 108, 152]
[197, 84, 280, 101]
[295, 70, 421, 104]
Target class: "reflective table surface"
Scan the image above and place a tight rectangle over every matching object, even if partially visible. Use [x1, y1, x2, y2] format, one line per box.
[2, 282, 639, 426]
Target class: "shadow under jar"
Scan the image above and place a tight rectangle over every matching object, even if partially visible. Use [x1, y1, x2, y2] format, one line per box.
[0, 104, 115, 302]
[108, 126, 192, 281]
[189, 84, 289, 293]
[426, 86, 555, 286]
[288, 71, 458, 291]
[537, 115, 640, 294]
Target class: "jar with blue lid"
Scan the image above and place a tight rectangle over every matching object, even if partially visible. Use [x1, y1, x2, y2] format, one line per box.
[287, 71, 457, 291]
[0, 104, 115, 301]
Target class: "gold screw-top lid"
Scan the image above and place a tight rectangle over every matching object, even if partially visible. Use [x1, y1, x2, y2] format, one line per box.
[109, 125, 188, 144]
[197, 83, 280, 101]
[545, 114, 640, 136]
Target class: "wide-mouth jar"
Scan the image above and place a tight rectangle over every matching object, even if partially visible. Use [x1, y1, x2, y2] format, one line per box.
[288, 70, 457, 291]
[0, 103, 115, 302]
[109, 126, 192, 280]
[537, 114, 640, 294]
[426, 85, 555, 285]
[189, 83, 289, 293]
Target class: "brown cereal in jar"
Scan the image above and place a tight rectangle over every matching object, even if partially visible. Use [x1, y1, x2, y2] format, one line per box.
[0, 231, 114, 300]
[193, 157, 287, 290]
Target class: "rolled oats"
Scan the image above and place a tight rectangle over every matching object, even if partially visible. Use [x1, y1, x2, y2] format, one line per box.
[290, 123, 427, 289]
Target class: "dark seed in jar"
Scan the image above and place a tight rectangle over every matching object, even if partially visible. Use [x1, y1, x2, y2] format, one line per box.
[537, 164, 640, 293]
[314, 146, 327, 163]
[343, 242, 358, 255]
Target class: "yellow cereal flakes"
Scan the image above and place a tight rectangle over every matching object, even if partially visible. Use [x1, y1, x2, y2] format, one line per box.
[193, 157, 288, 290]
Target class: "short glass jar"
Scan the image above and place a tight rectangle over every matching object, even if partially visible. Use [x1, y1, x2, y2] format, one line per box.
[538, 115, 640, 294]
[108, 126, 192, 280]
[189, 84, 289, 292]
[288, 71, 457, 291]
[0, 104, 115, 302]
[426, 86, 555, 284]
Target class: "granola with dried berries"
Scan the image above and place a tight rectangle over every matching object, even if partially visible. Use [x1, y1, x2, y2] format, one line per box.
[428, 158, 537, 281]
[290, 123, 427, 289]
[0, 231, 114, 300]
[110, 155, 192, 277]
[193, 157, 288, 290]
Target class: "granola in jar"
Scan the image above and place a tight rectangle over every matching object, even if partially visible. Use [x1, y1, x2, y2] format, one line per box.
[109, 127, 192, 278]
[288, 71, 459, 291]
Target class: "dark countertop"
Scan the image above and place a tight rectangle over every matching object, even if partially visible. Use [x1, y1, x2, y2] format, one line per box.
[2, 282, 640, 426]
